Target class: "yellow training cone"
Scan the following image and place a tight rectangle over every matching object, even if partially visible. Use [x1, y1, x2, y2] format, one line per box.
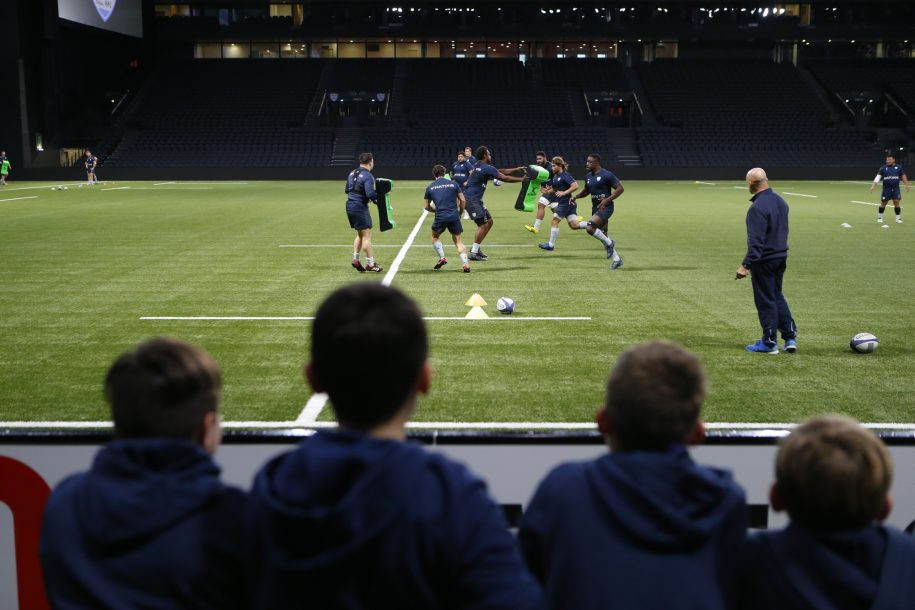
[465, 293, 487, 307]
[465, 306, 489, 319]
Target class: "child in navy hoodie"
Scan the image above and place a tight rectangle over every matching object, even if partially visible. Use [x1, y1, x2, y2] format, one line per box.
[519, 340, 747, 610]
[246, 283, 545, 610]
[737, 415, 915, 610]
[40, 338, 247, 610]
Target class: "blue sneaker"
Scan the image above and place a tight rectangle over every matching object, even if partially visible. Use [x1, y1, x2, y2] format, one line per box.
[538, 243, 555, 251]
[610, 259, 624, 270]
[785, 338, 797, 353]
[746, 340, 778, 354]
[605, 240, 616, 259]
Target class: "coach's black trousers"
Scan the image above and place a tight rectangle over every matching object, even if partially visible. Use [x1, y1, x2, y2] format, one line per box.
[751, 257, 797, 347]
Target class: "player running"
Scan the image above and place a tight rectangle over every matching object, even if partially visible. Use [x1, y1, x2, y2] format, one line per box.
[524, 151, 556, 235]
[572, 153, 625, 269]
[424, 164, 471, 273]
[537, 157, 581, 251]
[463, 146, 526, 261]
[870, 153, 909, 224]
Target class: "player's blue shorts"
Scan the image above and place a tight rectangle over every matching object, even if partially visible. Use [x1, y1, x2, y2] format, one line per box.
[432, 215, 463, 235]
[590, 200, 615, 225]
[346, 205, 372, 230]
[554, 199, 578, 219]
[881, 187, 901, 202]
[465, 199, 492, 226]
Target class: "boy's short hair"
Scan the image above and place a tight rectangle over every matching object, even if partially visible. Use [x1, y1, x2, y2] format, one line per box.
[432, 164, 446, 178]
[605, 341, 706, 451]
[312, 284, 428, 430]
[106, 338, 221, 440]
[475, 146, 490, 161]
[359, 152, 374, 165]
[776, 415, 892, 530]
[588, 153, 601, 164]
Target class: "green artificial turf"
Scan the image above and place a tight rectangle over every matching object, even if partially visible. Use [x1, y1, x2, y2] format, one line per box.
[1, 178, 912, 426]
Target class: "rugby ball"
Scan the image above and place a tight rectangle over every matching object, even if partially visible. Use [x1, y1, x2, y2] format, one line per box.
[493, 179, 503, 187]
[496, 297, 515, 315]
[850, 333, 879, 354]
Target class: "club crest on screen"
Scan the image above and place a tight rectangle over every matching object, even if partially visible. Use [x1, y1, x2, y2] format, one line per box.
[94, 0, 117, 22]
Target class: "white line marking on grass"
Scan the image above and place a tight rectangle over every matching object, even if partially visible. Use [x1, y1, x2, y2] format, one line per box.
[171, 181, 249, 185]
[733, 186, 746, 190]
[833, 181, 874, 185]
[279, 244, 534, 249]
[153, 181, 177, 185]
[4, 420, 915, 431]
[0, 184, 84, 191]
[100, 186, 131, 191]
[783, 192, 818, 198]
[295, 393, 329, 425]
[382, 211, 428, 286]
[129, 187, 214, 190]
[0, 196, 38, 202]
[694, 181, 717, 185]
[851, 200, 879, 206]
[141, 315, 591, 322]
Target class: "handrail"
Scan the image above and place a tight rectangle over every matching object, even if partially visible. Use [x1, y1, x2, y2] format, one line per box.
[631, 90, 644, 117]
[582, 88, 591, 117]
[110, 90, 130, 116]
[834, 92, 855, 117]
[317, 90, 328, 116]
[884, 89, 910, 118]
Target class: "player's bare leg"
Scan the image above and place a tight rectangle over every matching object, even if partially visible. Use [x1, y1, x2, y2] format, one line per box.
[453, 233, 470, 272]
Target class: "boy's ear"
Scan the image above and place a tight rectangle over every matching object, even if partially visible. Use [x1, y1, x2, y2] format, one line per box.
[685, 420, 706, 446]
[596, 407, 610, 435]
[416, 361, 431, 395]
[877, 493, 893, 522]
[304, 362, 324, 393]
[769, 483, 784, 512]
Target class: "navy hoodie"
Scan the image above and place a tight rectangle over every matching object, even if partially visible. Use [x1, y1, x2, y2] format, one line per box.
[246, 429, 545, 610]
[743, 187, 789, 267]
[737, 523, 915, 610]
[519, 445, 747, 610]
[40, 439, 247, 610]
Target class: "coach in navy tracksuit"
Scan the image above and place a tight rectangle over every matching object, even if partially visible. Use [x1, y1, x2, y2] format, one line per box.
[736, 167, 797, 354]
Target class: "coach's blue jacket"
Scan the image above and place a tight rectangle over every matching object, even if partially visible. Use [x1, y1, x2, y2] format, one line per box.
[40, 439, 247, 610]
[246, 428, 545, 610]
[743, 187, 790, 268]
[737, 523, 915, 610]
[518, 444, 747, 610]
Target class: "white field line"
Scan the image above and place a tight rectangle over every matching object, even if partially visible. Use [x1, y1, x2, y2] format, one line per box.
[168, 182, 249, 185]
[279, 244, 535, 248]
[0, 196, 38, 203]
[100, 186, 131, 191]
[851, 200, 879, 207]
[732, 186, 746, 190]
[141, 316, 591, 322]
[153, 181, 177, 185]
[694, 181, 717, 185]
[783, 192, 818, 198]
[295, 392, 329, 425]
[382, 211, 428, 286]
[3, 420, 915, 431]
[0, 183, 85, 191]
[833, 181, 875, 185]
[128, 187, 214, 190]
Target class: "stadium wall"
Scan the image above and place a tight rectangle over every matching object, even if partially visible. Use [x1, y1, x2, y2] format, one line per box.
[15, 164, 878, 182]
[3, 429, 915, 609]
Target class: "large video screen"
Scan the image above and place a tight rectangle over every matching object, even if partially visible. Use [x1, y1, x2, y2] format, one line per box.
[58, 0, 143, 38]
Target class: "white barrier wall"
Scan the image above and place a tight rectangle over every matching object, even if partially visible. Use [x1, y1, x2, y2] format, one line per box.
[3, 433, 915, 609]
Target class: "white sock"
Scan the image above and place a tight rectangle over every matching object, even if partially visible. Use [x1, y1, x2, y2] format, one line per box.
[592, 228, 613, 247]
[433, 241, 445, 258]
[549, 227, 559, 247]
[897, 214, 902, 221]
[367, 257, 375, 266]
[460, 252, 469, 264]
[353, 251, 360, 261]
[612, 250, 621, 262]
[533, 218, 542, 230]
[579, 220, 590, 229]
[471, 242, 480, 254]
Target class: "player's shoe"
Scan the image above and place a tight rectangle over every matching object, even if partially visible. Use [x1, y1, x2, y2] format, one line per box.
[524, 225, 540, 234]
[610, 259, 624, 270]
[468, 252, 486, 261]
[538, 243, 555, 251]
[463, 264, 471, 273]
[605, 240, 616, 259]
[877, 217, 883, 223]
[434, 257, 448, 270]
[352, 260, 365, 272]
[896, 218, 903, 224]
[784, 338, 797, 353]
[477, 249, 489, 260]
[745, 340, 778, 354]
[364, 263, 384, 273]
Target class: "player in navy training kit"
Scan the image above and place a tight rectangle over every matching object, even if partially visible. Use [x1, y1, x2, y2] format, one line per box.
[425, 165, 471, 273]
[572, 154, 624, 269]
[870, 154, 910, 224]
[537, 157, 581, 251]
[452, 152, 473, 190]
[84, 150, 99, 185]
[345, 152, 383, 273]
[524, 151, 557, 235]
[463, 147, 477, 167]
[462, 146, 526, 261]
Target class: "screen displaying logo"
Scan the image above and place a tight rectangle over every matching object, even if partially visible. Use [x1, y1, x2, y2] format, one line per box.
[94, 0, 116, 22]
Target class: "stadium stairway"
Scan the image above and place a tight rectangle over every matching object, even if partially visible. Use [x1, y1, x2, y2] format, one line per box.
[331, 128, 362, 166]
[624, 66, 658, 126]
[608, 129, 643, 167]
[304, 61, 336, 129]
